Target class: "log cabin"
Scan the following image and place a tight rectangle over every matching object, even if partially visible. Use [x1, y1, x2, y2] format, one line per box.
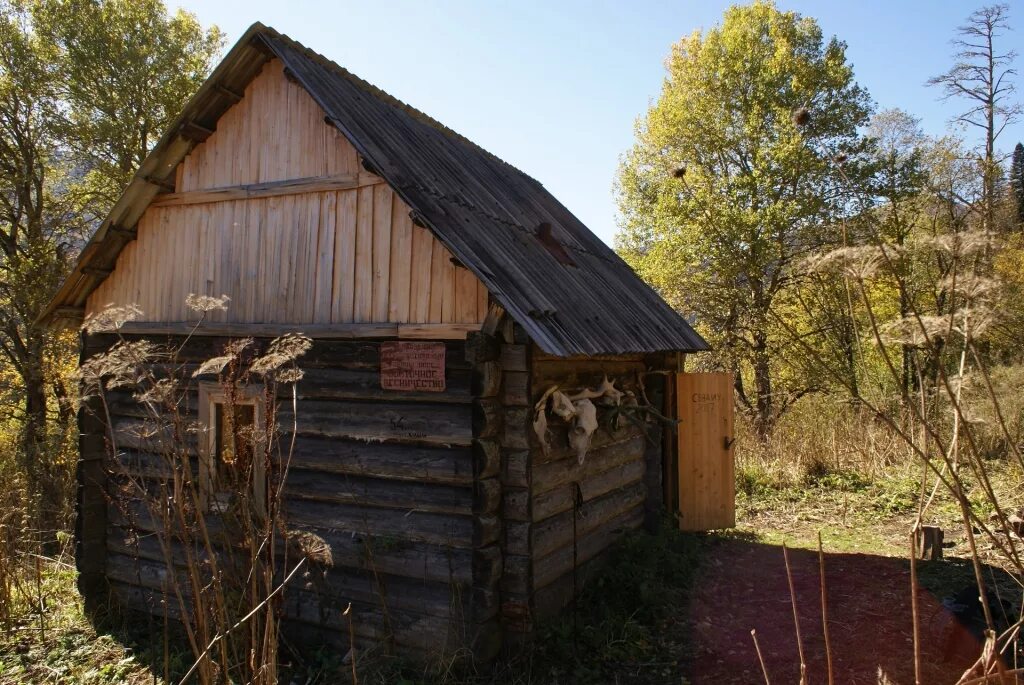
[42, 23, 711, 662]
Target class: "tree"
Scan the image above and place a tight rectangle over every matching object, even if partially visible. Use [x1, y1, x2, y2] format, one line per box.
[0, 0, 221, 532]
[0, 4, 78, 526]
[865, 109, 928, 394]
[615, 1, 872, 436]
[1011, 142, 1024, 225]
[31, 0, 223, 214]
[928, 4, 1020, 236]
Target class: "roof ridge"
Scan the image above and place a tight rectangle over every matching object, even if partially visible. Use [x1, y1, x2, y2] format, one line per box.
[257, 26, 545, 187]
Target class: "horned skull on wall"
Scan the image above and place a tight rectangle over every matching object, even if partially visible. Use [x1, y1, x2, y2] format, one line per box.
[532, 376, 624, 465]
[568, 398, 598, 464]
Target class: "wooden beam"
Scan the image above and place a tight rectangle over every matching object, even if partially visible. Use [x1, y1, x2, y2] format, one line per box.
[215, 84, 244, 104]
[104, 321, 481, 340]
[107, 225, 137, 240]
[142, 175, 176, 192]
[150, 172, 384, 207]
[81, 266, 112, 278]
[178, 120, 215, 143]
[53, 306, 84, 323]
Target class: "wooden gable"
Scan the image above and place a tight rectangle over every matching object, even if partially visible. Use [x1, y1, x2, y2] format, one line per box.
[86, 60, 488, 327]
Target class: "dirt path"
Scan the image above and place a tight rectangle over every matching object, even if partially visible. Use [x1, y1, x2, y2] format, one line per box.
[682, 538, 978, 685]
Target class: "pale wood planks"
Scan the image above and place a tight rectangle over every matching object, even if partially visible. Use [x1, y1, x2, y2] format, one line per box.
[84, 59, 488, 329]
[332, 190, 357, 322]
[388, 195, 413, 323]
[371, 185, 393, 321]
[676, 372, 735, 532]
[353, 186, 374, 322]
[178, 60, 360, 191]
[87, 190, 488, 327]
[150, 172, 381, 207]
[410, 224, 433, 322]
[313, 192, 337, 323]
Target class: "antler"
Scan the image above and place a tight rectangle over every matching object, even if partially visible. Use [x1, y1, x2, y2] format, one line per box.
[567, 375, 623, 406]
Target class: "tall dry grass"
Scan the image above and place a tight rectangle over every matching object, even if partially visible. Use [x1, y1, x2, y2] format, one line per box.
[767, 218, 1024, 682]
[77, 297, 316, 684]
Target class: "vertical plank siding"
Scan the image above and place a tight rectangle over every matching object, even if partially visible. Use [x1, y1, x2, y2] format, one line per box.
[85, 59, 486, 327]
[178, 61, 358, 190]
[85, 334, 480, 658]
[675, 372, 736, 531]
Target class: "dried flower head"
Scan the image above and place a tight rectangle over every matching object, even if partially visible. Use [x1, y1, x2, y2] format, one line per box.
[792, 107, 810, 127]
[82, 304, 143, 334]
[805, 245, 898, 280]
[672, 166, 687, 179]
[185, 293, 231, 313]
[75, 340, 159, 393]
[938, 274, 999, 302]
[134, 378, 178, 406]
[288, 530, 333, 566]
[917, 230, 994, 258]
[250, 333, 312, 377]
[193, 355, 234, 378]
[192, 338, 254, 378]
[879, 315, 947, 347]
[274, 367, 305, 384]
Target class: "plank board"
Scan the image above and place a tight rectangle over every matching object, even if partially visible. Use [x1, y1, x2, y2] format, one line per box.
[676, 372, 735, 531]
[83, 59, 486, 329]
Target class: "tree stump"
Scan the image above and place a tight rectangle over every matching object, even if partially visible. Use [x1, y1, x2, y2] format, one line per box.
[916, 525, 944, 561]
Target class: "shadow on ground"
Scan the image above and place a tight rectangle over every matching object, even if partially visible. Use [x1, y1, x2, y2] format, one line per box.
[679, 535, 1018, 685]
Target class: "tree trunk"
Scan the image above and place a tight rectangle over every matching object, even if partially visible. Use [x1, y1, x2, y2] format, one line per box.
[752, 331, 773, 439]
[19, 333, 55, 537]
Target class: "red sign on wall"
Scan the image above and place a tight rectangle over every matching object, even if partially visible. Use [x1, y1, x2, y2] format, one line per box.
[380, 342, 446, 392]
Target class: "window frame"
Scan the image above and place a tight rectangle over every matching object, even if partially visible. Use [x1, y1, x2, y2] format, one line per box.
[197, 381, 267, 514]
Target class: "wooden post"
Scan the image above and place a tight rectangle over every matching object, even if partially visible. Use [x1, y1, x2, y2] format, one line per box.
[76, 334, 109, 612]
[915, 525, 944, 561]
[498, 329, 534, 644]
[467, 330, 504, 660]
[642, 371, 665, 532]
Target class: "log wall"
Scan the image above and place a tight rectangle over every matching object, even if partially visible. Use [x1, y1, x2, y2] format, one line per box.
[527, 352, 652, 621]
[80, 332, 494, 661]
[85, 60, 488, 326]
[463, 315, 667, 645]
[77, 325, 677, 661]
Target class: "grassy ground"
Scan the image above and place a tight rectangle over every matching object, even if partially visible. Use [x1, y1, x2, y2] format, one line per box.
[2, 457, 1021, 684]
[736, 453, 1024, 564]
[0, 557, 161, 684]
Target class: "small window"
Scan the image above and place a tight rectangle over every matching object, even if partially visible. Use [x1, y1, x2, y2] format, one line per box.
[198, 383, 266, 513]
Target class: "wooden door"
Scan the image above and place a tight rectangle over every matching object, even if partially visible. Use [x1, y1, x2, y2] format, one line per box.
[676, 373, 735, 531]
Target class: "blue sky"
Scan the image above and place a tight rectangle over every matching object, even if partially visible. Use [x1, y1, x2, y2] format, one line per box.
[170, 1, 1024, 245]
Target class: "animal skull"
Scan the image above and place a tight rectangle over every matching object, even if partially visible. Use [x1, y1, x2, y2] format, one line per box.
[550, 390, 576, 422]
[569, 398, 598, 465]
[532, 408, 550, 456]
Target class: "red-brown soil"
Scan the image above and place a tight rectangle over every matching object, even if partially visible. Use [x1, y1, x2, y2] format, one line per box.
[683, 539, 983, 685]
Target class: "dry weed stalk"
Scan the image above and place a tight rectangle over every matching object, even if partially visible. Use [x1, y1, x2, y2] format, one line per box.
[774, 170, 1024, 675]
[751, 628, 772, 685]
[818, 532, 834, 685]
[782, 543, 808, 685]
[78, 297, 315, 684]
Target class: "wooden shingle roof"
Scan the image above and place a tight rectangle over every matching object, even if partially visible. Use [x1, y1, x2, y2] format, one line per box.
[43, 23, 708, 356]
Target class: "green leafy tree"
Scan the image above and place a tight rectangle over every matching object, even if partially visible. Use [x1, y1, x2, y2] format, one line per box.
[864, 109, 928, 394]
[0, 4, 79, 527]
[615, 1, 872, 436]
[0, 0, 221, 532]
[31, 0, 223, 212]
